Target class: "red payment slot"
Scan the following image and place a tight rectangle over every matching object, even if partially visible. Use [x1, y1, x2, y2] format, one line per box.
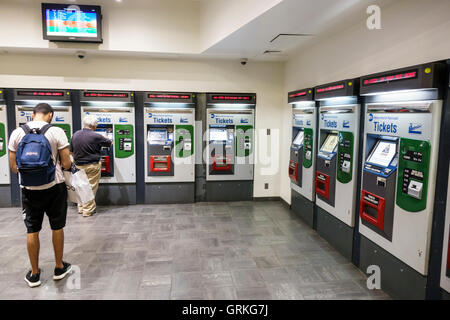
[101, 156, 111, 174]
[150, 155, 172, 173]
[315, 171, 330, 199]
[360, 190, 386, 231]
[289, 161, 298, 182]
[212, 155, 232, 172]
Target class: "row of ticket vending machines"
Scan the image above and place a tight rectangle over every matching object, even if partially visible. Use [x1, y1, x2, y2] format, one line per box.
[0, 90, 257, 207]
[288, 61, 450, 299]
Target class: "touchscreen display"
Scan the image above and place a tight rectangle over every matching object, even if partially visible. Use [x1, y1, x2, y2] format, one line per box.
[148, 129, 167, 142]
[210, 129, 228, 141]
[320, 133, 338, 153]
[293, 131, 304, 146]
[367, 140, 397, 167]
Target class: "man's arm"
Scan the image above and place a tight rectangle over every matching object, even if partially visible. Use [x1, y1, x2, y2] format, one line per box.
[9, 151, 18, 174]
[59, 147, 72, 171]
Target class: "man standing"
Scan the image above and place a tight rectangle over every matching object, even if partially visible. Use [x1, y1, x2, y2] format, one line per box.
[9, 103, 73, 288]
[70, 115, 112, 217]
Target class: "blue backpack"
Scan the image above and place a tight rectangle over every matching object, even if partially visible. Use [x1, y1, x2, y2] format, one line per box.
[16, 124, 55, 187]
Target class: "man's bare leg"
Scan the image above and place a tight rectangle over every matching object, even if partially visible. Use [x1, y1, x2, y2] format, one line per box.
[26, 232, 40, 274]
[52, 229, 64, 269]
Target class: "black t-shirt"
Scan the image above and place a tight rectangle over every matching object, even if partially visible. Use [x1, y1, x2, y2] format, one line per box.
[70, 128, 112, 165]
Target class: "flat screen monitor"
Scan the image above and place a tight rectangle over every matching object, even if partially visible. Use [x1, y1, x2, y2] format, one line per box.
[367, 140, 397, 167]
[320, 133, 338, 154]
[293, 131, 304, 146]
[42, 3, 103, 43]
[148, 129, 168, 143]
[210, 129, 228, 141]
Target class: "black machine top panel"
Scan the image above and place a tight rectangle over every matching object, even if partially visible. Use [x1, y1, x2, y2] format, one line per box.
[80, 90, 134, 103]
[288, 88, 314, 103]
[360, 62, 446, 96]
[206, 93, 256, 107]
[14, 89, 70, 101]
[314, 79, 359, 100]
[144, 92, 196, 104]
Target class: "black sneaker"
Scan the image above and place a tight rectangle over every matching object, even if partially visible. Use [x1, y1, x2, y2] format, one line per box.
[24, 269, 41, 288]
[53, 261, 72, 280]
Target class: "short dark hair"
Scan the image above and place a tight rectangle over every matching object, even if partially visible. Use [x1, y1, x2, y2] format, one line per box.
[33, 103, 54, 115]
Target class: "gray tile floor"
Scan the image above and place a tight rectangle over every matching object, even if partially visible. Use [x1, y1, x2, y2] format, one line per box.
[0, 201, 390, 300]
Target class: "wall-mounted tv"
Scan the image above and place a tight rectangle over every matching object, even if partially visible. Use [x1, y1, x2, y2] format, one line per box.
[41, 3, 103, 43]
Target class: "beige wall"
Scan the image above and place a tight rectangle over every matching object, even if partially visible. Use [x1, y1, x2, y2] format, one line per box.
[0, 53, 285, 198]
[281, 0, 450, 203]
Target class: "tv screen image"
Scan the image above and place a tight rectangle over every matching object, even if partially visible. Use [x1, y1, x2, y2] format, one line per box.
[42, 3, 102, 43]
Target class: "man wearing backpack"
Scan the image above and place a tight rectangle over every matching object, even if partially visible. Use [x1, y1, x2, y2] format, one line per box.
[8, 103, 73, 288]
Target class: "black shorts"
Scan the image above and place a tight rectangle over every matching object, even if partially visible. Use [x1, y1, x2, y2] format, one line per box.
[22, 182, 68, 233]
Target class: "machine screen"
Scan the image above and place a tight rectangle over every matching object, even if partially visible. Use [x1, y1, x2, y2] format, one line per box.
[320, 133, 338, 153]
[210, 129, 228, 141]
[96, 128, 113, 140]
[368, 140, 397, 167]
[148, 129, 168, 143]
[293, 131, 304, 146]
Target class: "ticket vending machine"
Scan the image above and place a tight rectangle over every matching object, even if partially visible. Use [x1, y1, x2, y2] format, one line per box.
[205, 93, 256, 201]
[13, 89, 73, 142]
[0, 90, 10, 207]
[358, 62, 446, 299]
[80, 91, 136, 205]
[287, 88, 318, 227]
[314, 80, 361, 260]
[143, 92, 196, 204]
[441, 163, 450, 298]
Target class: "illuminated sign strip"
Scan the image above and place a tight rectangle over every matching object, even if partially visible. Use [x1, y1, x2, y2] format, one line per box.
[289, 91, 307, 98]
[148, 94, 191, 100]
[212, 95, 253, 101]
[363, 70, 418, 86]
[316, 84, 344, 94]
[17, 91, 64, 97]
[84, 92, 129, 98]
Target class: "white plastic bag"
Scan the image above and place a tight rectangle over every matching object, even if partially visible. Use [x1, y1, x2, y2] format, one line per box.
[63, 168, 94, 205]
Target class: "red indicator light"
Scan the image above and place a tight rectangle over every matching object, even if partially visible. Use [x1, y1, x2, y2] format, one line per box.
[84, 92, 128, 98]
[363, 70, 417, 86]
[148, 94, 190, 100]
[18, 91, 64, 97]
[289, 91, 307, 98]
[316, 84, 344, 94]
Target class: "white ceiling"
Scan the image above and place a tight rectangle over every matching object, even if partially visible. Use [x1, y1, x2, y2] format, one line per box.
[0, 0, 395, 62]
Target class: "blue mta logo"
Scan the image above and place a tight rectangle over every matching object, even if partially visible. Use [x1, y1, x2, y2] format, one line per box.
[306, 120, 311, 126]
[321, 114, 324, 120]
[55, 116, 64, 122]
[180, 118, 188, 123]
[343, 120, 350, 128]
[211, 114, 215, 119]
[408, 123, 422, 135]
[373, 121, 397, 133]
[119, 117, 128, 123]
[148, 113, 153, 118]
[369, 113, 374, 122]
[240, 119, 249, 124]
